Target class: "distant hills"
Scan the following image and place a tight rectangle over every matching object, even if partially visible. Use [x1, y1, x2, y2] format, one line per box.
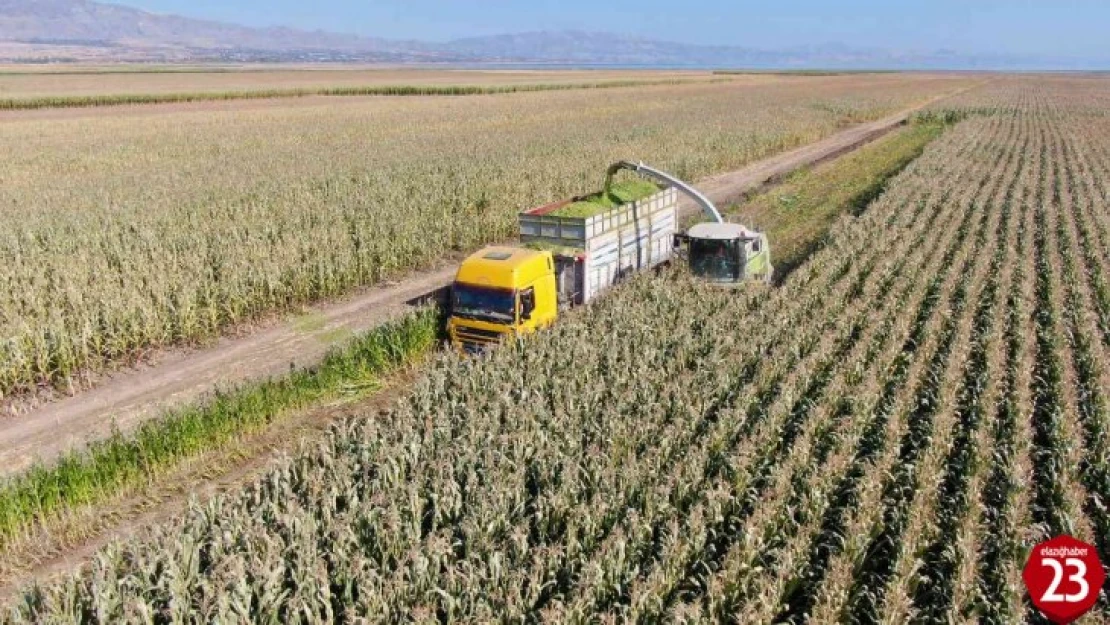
[0, 0, 438, 61]
[0, 0, 1101, 69]
[437, 33, 1071, 70]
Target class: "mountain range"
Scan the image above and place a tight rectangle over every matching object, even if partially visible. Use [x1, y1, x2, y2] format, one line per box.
[0, 0, 1101, 69]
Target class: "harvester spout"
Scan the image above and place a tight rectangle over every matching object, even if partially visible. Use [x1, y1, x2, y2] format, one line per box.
[604, 160, 724, 224]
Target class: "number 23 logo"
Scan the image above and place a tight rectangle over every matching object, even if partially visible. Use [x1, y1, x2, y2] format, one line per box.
[1040, 557, 1089, 603]
[1023, 536, 1104, 624]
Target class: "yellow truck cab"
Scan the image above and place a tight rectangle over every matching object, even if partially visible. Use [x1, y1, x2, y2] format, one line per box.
[448, 246, 558, 354]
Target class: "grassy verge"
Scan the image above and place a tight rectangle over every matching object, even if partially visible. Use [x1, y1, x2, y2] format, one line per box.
[0, 308, 441, 546]
[0, 77, 726, 111]
[730, 118, 948, 278]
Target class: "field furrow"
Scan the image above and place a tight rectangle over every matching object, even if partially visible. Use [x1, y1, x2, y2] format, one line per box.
[949, 164, 1023, 622]
[1042, 122, 1098, 548]
[693, 114, 1010, 624]
[1061, 124, 1110, 351]
[1026, 121, 1082, 547]
[1049, 119, 1110, 613]
[896, 118, 1018, 623]
[839, 128, 1007, 624]
[779, 119, 1018, 624]
[971, 109, 1039, 624]
[693, 121, 1011, 623]
[998, 119, 1043, 623]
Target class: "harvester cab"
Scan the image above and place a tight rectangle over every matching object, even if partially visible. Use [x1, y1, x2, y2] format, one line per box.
[686, 222, 773, 285]
[604, 161, 773, 284]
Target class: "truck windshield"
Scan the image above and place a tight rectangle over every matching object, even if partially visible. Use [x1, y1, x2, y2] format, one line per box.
[690, 238, 742, 282]
[452, 284, 516, 324]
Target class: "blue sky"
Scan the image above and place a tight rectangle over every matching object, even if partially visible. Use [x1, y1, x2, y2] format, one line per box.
[120, 0, 1108, 58]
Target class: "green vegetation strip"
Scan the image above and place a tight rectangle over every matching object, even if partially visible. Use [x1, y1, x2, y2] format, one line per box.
[729, 117, 948, 276]
[0, 78, 729, 111]
[0, 308, 440, 546]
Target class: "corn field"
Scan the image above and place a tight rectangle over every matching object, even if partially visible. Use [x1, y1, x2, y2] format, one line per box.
[0, 74, 975, 398]
[0, 78, 729, 111]
[0, 68, 715, 100]
[4, 76, 1108, 623]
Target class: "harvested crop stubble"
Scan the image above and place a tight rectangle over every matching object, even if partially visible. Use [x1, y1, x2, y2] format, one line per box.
[9, 77, 1107, 622]
[0, 74, 977, 398]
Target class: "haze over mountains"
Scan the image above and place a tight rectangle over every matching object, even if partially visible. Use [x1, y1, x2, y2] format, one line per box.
[0, 0, 1100, 69]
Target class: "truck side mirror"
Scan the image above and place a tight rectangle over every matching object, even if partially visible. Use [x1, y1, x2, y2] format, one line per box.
[520, 288, 536, 320]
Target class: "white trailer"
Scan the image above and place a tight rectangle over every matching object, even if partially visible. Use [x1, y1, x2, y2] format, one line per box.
[518, 187, 678, 308]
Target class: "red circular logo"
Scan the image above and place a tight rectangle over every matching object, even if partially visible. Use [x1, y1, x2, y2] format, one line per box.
[1023, 535, 1106, 624]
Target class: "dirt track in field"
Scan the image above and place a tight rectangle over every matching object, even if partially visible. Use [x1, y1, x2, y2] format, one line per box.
[0, 90, 973, 480]
[0, 367, 423, 598]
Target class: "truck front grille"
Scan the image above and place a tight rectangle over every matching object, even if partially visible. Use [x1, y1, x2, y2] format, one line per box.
[456, 327, 503, 342]
[455, 327, 506, 354]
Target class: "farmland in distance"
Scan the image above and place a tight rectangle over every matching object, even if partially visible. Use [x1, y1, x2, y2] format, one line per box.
[0, 67, 715, 99]
[0, 72, 975, 401]
[7, 76, 1108, 622]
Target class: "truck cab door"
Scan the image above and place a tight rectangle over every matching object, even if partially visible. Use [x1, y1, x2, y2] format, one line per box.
[523, 272, 560, 331]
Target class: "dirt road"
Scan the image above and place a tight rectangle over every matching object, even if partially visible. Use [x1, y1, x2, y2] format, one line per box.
[0, 94, 961, 478]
